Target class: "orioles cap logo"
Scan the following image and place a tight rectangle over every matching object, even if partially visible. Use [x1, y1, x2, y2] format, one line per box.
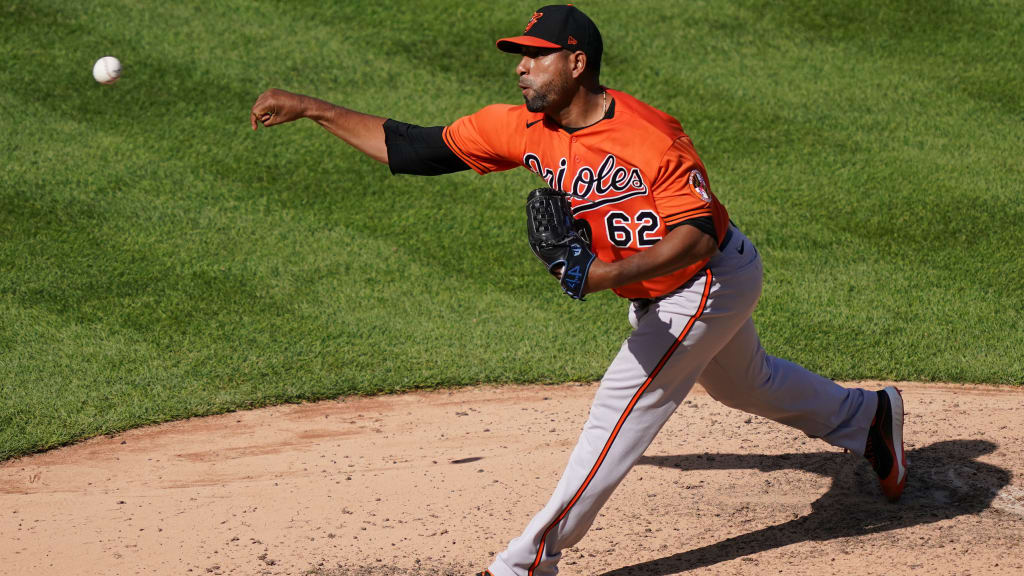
[524, 12, 543, 32]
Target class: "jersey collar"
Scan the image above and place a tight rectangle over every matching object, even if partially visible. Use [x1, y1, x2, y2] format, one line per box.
[561, 97, 615, 134]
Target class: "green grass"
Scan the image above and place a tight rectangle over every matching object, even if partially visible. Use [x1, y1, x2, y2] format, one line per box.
[1, 0, 1021, 460]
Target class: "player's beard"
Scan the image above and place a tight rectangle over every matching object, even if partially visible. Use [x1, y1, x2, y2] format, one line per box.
[524, 73, 570, 113]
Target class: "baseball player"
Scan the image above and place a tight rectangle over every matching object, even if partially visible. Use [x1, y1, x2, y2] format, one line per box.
[250, 5, 908, 576]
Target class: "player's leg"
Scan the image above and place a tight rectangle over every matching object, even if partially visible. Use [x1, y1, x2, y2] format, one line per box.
[698, 316, 877, 453]
[696, 228, 906, 498]
[487, 270, 736, 576]
[487, 226, 773, 576]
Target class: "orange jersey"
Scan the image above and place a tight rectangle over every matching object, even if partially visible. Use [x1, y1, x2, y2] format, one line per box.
[442, 89, 729, 299]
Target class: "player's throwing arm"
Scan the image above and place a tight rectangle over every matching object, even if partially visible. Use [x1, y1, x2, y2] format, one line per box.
[250, 88, 389, 163]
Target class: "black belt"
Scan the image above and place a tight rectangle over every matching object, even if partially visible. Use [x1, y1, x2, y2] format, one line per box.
[630, 226, 737, 309]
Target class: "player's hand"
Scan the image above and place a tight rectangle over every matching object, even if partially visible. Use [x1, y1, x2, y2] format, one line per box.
[250, 88, 308, 130]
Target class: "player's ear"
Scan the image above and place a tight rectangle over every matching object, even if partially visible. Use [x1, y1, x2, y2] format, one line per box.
[569, 51, 587, 79]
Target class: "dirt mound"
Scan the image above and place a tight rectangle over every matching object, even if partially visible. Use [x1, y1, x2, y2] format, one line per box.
[2, 381, 1022, 575]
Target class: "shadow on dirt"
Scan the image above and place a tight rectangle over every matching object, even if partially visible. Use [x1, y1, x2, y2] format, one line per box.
[601, 439, 1010, 576]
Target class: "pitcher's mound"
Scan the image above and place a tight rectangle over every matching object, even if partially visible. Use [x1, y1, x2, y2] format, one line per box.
[2, 381, 1023, 575]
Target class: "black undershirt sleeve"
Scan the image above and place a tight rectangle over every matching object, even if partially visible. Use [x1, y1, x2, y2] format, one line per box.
[666, 216, 717, 241]
[383, 119, 471, 176]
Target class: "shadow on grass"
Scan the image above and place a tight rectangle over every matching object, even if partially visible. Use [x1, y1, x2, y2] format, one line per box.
[601, 439, 1009, 575]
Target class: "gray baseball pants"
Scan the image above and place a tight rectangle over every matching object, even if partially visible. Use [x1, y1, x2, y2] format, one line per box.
[487, 226, 878, 576]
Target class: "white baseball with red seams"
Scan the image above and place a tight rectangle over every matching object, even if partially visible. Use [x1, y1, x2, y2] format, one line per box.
[92, 56, 121, 84]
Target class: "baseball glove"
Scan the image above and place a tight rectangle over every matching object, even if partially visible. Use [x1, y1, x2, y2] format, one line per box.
[525, 187, 596, 300]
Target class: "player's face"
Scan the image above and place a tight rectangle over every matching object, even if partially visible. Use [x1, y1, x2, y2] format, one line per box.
[517, 47, 573, 113]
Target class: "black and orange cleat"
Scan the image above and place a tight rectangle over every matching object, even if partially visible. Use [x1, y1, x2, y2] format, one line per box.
[865, 386, 908, 501]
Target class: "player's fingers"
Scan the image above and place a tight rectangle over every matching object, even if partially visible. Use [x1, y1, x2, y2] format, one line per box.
[250, 95, 267, 130]
[250, 92, 274, 128]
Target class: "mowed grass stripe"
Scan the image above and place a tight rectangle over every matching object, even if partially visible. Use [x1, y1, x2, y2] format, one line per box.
[2, 0, 1022, 460]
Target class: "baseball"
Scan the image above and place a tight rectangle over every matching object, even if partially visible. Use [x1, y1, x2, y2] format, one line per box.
[92, 56, 122, 84]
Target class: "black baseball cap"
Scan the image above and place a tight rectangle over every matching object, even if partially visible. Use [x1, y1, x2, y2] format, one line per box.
[496, 5, 603, 72]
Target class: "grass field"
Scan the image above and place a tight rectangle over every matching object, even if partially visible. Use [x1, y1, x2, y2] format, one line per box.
[1, 0, 1021, 461]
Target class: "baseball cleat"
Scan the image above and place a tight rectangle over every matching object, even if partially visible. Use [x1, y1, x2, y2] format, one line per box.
[864, 386, 908, 501]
